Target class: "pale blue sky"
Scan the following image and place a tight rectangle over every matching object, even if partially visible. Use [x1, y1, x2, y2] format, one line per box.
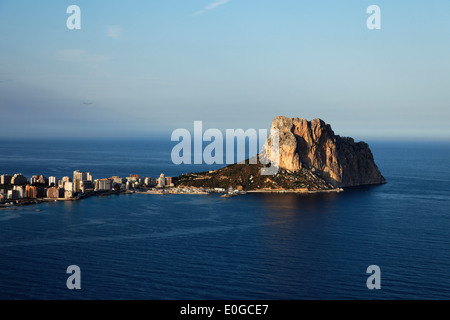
[0, 0, 449, 140]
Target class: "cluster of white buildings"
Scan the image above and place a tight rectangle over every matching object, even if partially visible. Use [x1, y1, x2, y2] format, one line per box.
[96, 173, 174, 192]
[0, 171, 174, 203]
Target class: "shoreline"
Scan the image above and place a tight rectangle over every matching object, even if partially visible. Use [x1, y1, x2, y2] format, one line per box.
[247, 188, 344, 194]
[0, 187, 344, 209]
[135, 190, 209, 195]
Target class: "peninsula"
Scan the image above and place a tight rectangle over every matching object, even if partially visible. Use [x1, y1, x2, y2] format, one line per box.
[176, 116, 386, 192]
[1, 116, 386, 207]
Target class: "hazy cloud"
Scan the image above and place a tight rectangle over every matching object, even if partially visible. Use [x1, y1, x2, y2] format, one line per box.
[194, 0, 231, 15]
[106, 26, 123, 39]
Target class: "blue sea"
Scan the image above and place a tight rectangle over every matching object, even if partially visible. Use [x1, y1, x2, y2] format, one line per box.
[0, 139, 449, 300]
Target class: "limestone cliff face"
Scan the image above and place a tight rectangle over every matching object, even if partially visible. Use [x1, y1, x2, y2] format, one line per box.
[262, 116, 386, 187]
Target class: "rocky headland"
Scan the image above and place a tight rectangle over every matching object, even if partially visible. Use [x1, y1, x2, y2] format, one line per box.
[176, 116, 385, 191]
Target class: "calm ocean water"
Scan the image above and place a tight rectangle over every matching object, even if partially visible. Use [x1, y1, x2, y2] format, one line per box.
[0, 139, 449, 300]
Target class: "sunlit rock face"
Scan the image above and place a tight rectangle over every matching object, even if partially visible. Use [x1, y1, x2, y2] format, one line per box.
[262, 116, 386, 187]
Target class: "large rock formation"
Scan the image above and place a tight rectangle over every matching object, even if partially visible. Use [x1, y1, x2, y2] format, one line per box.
[262, 116, 385, 187]
[176, 116, 386, 191]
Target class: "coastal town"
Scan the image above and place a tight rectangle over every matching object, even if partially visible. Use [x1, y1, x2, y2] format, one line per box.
[0, 171, 233, 208]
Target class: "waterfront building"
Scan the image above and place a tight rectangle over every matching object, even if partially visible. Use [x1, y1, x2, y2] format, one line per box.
[39, 175, 47, 185]
[111, 183, 120, 191]
[59, 176, 71, 189]
[96, 179, 112, 192]
[126, 176, 138, 183]
[48, 176, 57, 187]
[165, 177, 173, 187]
[30, 175, 39, 185]
[7, 190, 20, 200]
[11, 174, 28, 185]
[80, 180, 94, 193]
[73, 171, 93, 193]
[0, 174, 12, 185]
[47, 187, 61, 199]
[36, 187, 46, 198]
[110, 176, 123, 185]
[13, 186, 25, 198]
[143, 177, 153, 187]
[64, 191, 73, 199]
[25, 185, 37, 199]
[64, 182, 74, 199]
[157, 174, 166, 188]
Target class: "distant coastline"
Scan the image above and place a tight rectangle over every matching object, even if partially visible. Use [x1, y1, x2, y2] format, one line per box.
[0, 169, 346, 208]
[247, 188, 344, 194]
